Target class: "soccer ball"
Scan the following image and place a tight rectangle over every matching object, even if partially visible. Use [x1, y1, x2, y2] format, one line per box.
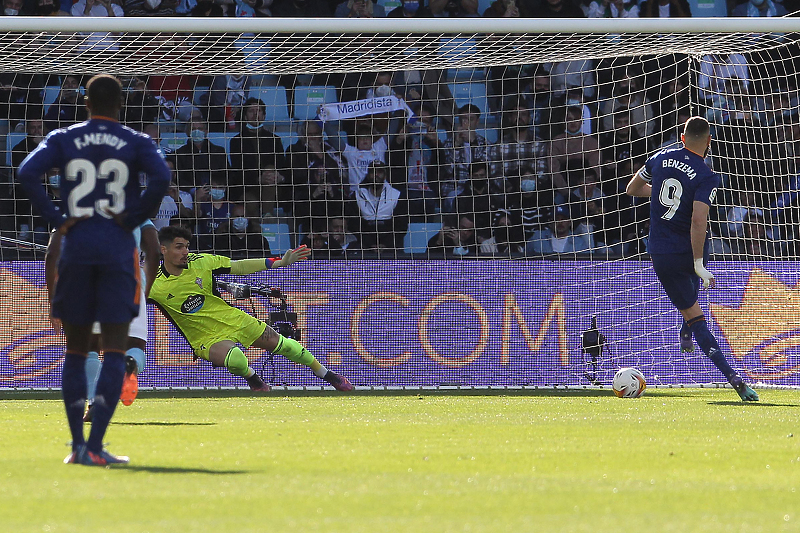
[612, 367, 647, 398]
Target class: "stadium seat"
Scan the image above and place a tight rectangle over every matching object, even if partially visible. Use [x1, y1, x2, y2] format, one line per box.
[235, 36, 271, 71]
[449, 82, 489, 116]
[477, 0, 493, 15]
[293, 86, 337, 121]
[446, 67, 488, 82]
[477, 128, 498, 144]
[438, 37, 478, 62]
[260, 223, 292, 255]
[248, 86, 290, 124]
[274, 129, 297, 150]
[5, 132, 26, 166]
[193, 86, 209, 107]
[159, 132, 188, 152]
[403, 222, 442, 254]
[375, 0, 401, 13]
[42, 86, 61, 112]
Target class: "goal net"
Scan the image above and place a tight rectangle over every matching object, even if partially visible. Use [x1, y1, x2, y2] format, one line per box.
[1, 18, 799, 389]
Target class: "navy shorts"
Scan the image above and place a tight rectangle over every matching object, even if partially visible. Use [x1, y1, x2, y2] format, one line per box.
[650, 252, 700, 311]
[52, 251, 141, 325]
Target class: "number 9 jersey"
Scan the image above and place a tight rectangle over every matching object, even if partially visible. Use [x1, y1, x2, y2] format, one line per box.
[18, 118, 170, 264]
[639, 146, 719, 255]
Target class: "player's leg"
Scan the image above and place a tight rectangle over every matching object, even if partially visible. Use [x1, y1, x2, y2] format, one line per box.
[250, 325, 353, 392]
[652, 253, 757, 402]
[679, 319, 694, 353]
[207, 340, 270, 391]
[680, 259, 702, 353]
[679, 304, 758, 402]
[83, 331, 102, 422]
[80, 321, 131, 465]
[60, 321, 93, 463]
[52, 261, 96, 463]
[80, 258, 140, 465]
[121, 289, 148, 406]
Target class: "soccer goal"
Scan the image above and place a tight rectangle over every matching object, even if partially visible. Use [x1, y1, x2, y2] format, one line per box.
[0, 17, 798, 390]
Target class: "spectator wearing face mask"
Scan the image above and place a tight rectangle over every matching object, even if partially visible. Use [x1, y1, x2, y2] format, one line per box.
[194, 175, 234, 240]
[731, 0, 786, 16]
[201, 204, 271, 259]
[3, 0, 23, 15]
[170, 112, 229, 190]
[229, 97, 287, 199]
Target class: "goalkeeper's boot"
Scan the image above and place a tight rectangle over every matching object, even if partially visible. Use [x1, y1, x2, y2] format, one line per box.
[64, 444, 85, 465]
[78, 447, 130, 466]
[120, 356, 139, 407]
[729, 375, 759, 402]
[83, 401, 94, 423]
[246, 373, 271, 392]
[680, 330, 694, 353]
[323, 371, 354, 392]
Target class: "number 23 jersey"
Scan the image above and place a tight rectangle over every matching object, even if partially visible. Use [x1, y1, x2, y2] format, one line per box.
[19, 119, 169, 264]
[640, 147, 719, 255]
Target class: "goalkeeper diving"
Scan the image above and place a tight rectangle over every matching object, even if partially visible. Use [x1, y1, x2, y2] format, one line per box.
[148, 225, 353, 391]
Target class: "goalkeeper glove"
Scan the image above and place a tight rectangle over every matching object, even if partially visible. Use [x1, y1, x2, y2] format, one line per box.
[694, 258, 715, 289]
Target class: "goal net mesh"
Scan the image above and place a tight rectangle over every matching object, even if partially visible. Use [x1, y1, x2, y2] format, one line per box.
[1, 22, 799, 389]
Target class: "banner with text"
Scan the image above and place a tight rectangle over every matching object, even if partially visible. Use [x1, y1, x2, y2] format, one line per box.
[1, 261, 798, 388]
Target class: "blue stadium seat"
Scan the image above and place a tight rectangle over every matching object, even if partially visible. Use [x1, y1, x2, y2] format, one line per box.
[261, 223, 292, 254]
[446, 68, 488, 82]
[438, 37, 478, 62]
[6, 132, 26, 166]
[449, 82, 489, 116]
[477, 0, 493, 15]
[248, 85, 290, 123]
[477, 128, 498, 144]
[193, 86, 209, 107]
[274, 129, 297, 150]
[375, 0, 401, 14]
[159, 132, 188, 152]
[293, 86, 337, 121]
[42, 86, 61, 112]
[235, 36, 271, 71]
[404, 222, 442, 254]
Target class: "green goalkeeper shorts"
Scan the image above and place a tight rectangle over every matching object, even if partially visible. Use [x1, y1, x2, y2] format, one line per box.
[192, 313, 268, 362]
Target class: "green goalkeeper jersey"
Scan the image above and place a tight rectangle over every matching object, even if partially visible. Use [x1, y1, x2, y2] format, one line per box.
[148, 253, 262, 357]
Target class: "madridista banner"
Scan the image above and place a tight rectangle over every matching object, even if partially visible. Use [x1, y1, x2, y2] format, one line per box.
[1, 261, 799, 388]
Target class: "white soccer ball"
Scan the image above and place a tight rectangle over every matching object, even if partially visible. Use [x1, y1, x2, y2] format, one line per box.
[612, 367, 647, 398]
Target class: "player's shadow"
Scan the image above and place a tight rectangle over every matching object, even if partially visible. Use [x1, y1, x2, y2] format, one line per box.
[112, 421, 216, 426]
[120, 465, 252, 475]
[706, 401, 798, 407]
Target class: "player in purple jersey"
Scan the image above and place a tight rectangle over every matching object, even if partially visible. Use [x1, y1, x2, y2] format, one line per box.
[626, 116, 758, 402]
[18, 74, 171, 465]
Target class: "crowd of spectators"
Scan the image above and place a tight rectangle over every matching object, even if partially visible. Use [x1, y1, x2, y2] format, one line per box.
[1, 0, 799, 260]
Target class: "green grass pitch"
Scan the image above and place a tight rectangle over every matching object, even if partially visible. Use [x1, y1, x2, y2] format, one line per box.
[2, 389, 800, 533]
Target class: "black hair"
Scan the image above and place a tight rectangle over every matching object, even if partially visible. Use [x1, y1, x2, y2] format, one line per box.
[158, 225, 192, 245]
[85, 74, 123, 117]
[683, 116, 710, 141]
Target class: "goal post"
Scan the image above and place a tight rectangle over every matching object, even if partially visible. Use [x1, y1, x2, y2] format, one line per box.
[0, 17, 799, 389]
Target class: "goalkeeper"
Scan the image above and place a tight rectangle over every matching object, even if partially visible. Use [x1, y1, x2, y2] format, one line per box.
[148, 225, 353, 392]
